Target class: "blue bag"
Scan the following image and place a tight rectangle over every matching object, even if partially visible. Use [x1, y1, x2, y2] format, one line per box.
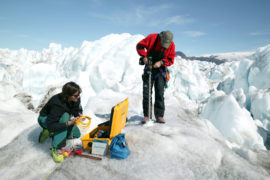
[110, 133, 130, 159]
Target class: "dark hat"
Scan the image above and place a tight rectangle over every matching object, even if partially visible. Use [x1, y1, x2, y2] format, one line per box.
[160, 31, 173, 48]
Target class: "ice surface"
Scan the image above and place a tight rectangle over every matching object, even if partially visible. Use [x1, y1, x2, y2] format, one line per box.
[0, 34, 270, 179]
[200, 91, 265, 150]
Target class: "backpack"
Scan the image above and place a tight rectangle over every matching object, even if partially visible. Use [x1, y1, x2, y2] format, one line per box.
[110, 133, 130, 159]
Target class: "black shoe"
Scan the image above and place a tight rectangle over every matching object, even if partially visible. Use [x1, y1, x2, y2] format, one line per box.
[156, 117, 165, 123]
[142, 116, 149, 124]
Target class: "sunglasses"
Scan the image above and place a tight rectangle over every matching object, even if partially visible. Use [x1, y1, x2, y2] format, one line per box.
[72, 94, 80, 98]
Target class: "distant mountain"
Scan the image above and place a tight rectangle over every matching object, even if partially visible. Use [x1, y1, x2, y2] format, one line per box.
[176, 51, 226, 65]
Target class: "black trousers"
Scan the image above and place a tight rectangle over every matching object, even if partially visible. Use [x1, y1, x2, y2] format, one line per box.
[142, 73, 165, 118]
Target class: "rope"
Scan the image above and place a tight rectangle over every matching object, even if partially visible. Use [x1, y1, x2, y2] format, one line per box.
[46, 161, 62, 179]
[75, 116, 91, 130]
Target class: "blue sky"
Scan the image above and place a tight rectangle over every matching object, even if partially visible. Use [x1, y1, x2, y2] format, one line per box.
[0, 0, 270, 55]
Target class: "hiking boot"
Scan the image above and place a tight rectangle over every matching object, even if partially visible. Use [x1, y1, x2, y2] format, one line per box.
[39, 129, 50, 143]
[52, 148, 64, 163]
[142, 116, 149, 124]
[156, 117, 165, 124]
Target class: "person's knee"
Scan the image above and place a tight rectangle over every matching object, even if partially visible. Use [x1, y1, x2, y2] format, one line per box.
[59, 112, 70, 123]
[72, 126, 81, 138]
[155, 88, 164, 99]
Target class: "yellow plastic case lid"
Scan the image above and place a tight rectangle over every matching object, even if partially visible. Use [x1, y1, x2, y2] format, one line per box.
[108, 98, 129, 138]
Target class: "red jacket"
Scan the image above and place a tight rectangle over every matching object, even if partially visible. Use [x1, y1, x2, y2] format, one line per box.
[136, 33, 175, 66]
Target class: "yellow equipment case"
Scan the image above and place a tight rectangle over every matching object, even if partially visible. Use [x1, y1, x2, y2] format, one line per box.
[81, 98, 129, 151]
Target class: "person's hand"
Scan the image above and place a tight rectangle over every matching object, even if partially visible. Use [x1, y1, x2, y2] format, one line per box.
[143, 57, 148, 64]
[67, 118, 76, 126]
[154, 61, 162, 68]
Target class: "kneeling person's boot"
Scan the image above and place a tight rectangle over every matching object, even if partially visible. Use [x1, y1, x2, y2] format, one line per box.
[39, 129, 50, 143]
[52, 148, 64, 163]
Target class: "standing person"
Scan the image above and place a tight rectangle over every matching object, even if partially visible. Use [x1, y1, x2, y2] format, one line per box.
[136, 30, 175, 124]
[38, 81, 83, 163]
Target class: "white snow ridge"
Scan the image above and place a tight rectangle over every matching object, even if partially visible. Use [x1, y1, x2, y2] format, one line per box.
[0, 34, 270, 179]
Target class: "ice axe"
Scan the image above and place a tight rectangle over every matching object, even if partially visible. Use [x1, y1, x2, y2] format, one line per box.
[61, 149, 102, 160]
[148, 56, 153, 120]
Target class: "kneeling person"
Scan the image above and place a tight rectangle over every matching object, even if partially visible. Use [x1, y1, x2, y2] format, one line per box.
[38, 81, 82, 163]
